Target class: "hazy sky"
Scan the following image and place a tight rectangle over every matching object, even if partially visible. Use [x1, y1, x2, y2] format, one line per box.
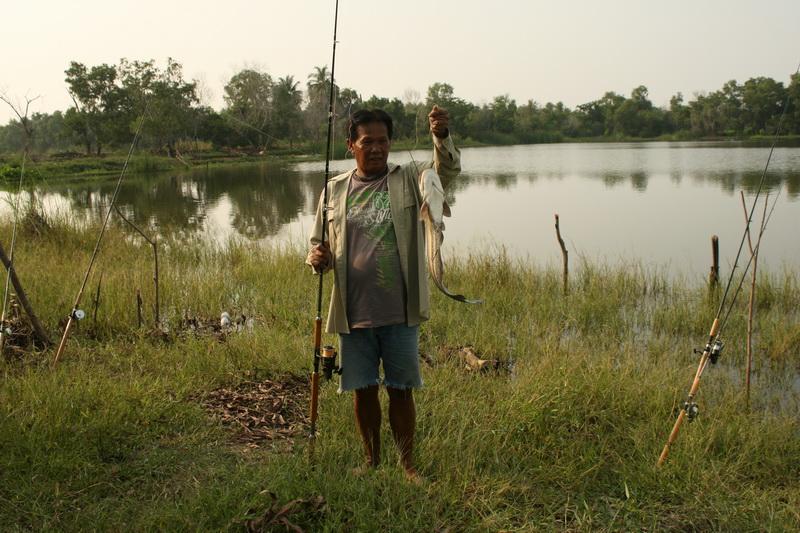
[1, 0, 799, 125]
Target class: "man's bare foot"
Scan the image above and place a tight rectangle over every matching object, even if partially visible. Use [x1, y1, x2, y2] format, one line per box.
[405, 467, 424, 485]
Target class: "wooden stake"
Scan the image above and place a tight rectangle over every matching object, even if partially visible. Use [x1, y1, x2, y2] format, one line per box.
[709, 235, 719, 287]
[136, 289, 143, 328]
[554, 214, 569, 296]
[93, 271, 103, 325]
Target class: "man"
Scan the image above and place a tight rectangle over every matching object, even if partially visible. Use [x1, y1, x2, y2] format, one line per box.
[306, 105, 461, 480]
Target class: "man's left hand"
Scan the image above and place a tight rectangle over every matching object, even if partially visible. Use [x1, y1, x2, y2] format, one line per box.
[429, 105, 449, 138]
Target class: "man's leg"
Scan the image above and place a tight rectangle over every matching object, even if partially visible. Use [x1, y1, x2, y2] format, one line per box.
[386, 386, 417, 478]
[354, 384, 381, 467]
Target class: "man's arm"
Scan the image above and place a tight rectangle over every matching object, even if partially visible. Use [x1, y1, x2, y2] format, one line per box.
[428, 106, 461, 186]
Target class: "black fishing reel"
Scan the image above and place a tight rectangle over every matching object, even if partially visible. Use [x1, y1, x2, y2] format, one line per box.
[321, 345, 342, 380]
[694, 339, 724, 365]
[685, 401, 700, 422]
[709, 340, 723, 364]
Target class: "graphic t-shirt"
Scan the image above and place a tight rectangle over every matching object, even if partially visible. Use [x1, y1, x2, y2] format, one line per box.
[345, 171, 407, 328]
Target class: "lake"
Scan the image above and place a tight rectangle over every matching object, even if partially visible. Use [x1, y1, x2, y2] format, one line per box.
[8, 141, 800, 282]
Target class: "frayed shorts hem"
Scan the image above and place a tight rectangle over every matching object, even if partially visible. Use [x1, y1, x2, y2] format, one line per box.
[338, 377, 383, 394]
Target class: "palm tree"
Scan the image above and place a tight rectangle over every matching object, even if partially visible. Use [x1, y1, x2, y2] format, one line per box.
[306, 66, 334, 141]
[274, 75, 303, 146]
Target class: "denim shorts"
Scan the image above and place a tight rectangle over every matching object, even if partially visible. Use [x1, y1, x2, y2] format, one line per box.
[338, 323, 422, 392]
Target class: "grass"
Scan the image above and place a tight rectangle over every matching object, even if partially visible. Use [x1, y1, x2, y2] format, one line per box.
[0, 213, 799, 531]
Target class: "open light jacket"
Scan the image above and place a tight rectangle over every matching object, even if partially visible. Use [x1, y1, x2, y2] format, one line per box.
[308, 134, 461, 334]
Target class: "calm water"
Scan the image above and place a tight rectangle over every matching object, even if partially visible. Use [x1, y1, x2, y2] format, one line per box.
[8, 141, 800, 280]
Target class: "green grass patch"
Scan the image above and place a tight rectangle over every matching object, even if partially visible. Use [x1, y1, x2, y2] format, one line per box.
[0, 216, 798, 531]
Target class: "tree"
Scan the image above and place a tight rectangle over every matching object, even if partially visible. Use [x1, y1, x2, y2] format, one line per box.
[689, 81, 743, 137]
[575, 99, 606, 137]
[787, 72, 800, 135]
[64, 62, 119, 154]
[142, 59, 198, 154]
[689, 91, 725, 137]
[363, 96, 410, 138]
[305, 65, 332, 141]
[742, 77, 786, 135]
[666, 92, 691, 134]
[336, 87, 362, 117]
[612, 86, 663, 138]
[223, 68, 274, 152]
[110, 58, 199, 155]
[719, 80, 745, 133]
[0, 93, 40, 154]
[272, 75, 303, 146]
[489, 95, 517, 134]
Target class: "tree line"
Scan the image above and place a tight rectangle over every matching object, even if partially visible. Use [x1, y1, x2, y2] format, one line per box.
[2, 58, 800, 156]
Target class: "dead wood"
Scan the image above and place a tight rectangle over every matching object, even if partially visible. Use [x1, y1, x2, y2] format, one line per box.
[457, 345, 500, 373]
[243, 492, 326, 533]
[0, 241, 51, 347]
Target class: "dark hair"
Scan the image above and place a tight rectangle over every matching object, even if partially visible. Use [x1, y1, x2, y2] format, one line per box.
[346, 109, 394, 141]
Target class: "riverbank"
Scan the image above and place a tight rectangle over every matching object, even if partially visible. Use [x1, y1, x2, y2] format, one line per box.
[6, 134, 798, 182]
[1, 216, 798, 531]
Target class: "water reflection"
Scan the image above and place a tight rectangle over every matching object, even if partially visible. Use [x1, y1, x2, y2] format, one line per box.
[21, 161, 319, 240]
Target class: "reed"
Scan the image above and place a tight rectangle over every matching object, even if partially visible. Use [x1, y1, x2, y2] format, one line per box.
[0, 219, 798, 531]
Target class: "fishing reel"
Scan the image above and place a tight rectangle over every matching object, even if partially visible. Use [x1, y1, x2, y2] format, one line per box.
[694, 339, 724, 365]
[709, 340, 723, 364]
[321, 345, 342, 381]
[684, 401, 700, 422]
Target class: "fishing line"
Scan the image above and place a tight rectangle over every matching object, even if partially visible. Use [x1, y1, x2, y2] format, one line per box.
[52, 98, 151, 367]
[406, 103, 428, 174]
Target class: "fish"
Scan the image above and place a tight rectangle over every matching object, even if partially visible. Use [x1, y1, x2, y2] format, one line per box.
[419, 168, 485, 304]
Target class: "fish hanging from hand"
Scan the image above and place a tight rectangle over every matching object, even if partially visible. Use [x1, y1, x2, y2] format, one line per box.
[419, 168, 485, 304]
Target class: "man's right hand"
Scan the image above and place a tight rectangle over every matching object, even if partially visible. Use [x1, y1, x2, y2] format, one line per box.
[308, 241, 331, 272]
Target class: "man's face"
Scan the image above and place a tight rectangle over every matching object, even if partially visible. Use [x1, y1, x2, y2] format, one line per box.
[347, 121, 391, 178]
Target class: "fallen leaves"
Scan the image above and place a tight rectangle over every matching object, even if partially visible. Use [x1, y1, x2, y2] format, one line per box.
[197, 374, 310, 447]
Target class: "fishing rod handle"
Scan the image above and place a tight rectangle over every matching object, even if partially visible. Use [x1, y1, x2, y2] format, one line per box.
[659, 408, 688, 465]
[708, 318, 720, 338]
[52, 315, 75, 367]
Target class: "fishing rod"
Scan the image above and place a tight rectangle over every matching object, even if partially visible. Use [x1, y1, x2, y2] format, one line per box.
[658, 67, 797, 465]
[52, 101, 149, 367]
[309, 0, 341, 460]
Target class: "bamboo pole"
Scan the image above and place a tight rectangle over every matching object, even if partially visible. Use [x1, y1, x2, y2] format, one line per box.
[740, 191, 769, 409]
